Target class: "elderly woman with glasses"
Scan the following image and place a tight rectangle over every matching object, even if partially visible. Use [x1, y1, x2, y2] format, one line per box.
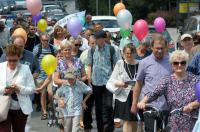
[0, 45, 35, 132]
[137, 50, 200, 131]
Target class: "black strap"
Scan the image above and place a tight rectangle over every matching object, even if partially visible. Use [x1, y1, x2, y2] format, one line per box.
[91, 45, 115, 70]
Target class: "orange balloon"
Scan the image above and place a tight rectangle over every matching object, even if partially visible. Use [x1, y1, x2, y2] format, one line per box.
[12, 28, 27, 43]
[113, 3, 125, 16]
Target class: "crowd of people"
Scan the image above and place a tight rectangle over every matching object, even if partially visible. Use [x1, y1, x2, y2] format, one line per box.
[1, 12, 200, 132]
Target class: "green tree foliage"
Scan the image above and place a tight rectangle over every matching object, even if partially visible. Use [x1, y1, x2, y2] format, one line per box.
[77, 0, 173, 20]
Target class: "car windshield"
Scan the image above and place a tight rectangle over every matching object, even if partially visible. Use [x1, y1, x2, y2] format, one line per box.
[92, 20, 119, 28]
[48, 15, 65, 21]
[149, 27, 172, 42]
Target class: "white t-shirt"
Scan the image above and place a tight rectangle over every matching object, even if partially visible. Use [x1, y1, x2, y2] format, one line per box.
[6, 66, 20, 110]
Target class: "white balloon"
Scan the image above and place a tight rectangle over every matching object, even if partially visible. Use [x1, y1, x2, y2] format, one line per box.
[117, 9, 133, 29]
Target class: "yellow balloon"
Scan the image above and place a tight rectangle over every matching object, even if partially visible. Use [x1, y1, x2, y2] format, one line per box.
[41, 55, 57, 75]
[37, 19, 47, 32]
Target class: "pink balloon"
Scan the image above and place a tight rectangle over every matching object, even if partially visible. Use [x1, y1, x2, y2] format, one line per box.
[133, 19, 149, 41]
[154, 17, 166, 33]
[26, 0, 42, 16]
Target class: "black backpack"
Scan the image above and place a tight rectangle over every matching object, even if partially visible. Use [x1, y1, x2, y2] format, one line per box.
[36, 44, 55, 58]
[91, 45, 115, 70]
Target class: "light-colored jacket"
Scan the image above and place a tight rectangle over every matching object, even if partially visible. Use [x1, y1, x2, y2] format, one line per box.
[106, 60, 137, 102]
[0, 62, 36, 115]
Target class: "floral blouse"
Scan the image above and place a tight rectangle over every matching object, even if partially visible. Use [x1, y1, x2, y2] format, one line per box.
[147, 72, 199, 132]
[56, 57, 84, 79]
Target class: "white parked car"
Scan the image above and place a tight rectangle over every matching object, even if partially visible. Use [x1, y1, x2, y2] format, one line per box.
[91, 16, 120, 33]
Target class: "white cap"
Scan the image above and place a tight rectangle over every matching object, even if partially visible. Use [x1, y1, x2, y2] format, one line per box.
[181, 33, 192, 41]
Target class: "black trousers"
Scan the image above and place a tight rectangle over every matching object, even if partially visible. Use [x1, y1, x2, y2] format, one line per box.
[93, 85, 114, 132]
[83, 93, 94, 130]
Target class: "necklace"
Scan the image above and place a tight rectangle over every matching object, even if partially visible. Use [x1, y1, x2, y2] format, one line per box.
[125, 62, 134, 80]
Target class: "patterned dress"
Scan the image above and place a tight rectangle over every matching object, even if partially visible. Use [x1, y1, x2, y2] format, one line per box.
[147, 72, 199, 132]
[56, 57, 84, 79]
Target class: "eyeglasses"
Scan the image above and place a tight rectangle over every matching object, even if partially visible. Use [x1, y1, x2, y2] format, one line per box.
[42, 39, 48, 42]
[7, 59, 18, 63]
[172, 61, 187, 66]
[75, 44, 82, 47]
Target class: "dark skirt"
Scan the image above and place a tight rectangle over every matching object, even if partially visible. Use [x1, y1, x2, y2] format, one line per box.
[114, 91, 138, 121]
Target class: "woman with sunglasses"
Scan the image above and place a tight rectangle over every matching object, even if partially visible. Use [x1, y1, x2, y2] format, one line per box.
[106, 44, 140, 132]
[137, 50, 200, 131]
[0, 45, 35, 132]
[71, 38, 83, 58]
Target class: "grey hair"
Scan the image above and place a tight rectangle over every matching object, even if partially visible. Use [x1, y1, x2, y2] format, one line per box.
[169, 50, 189, 64]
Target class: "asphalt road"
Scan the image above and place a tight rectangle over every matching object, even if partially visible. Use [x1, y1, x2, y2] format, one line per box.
[30, 109, 122, 132]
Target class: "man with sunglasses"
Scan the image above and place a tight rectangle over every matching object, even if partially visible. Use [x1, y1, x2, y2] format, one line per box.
[131, 35, 172, 130]
[33, 33, 56, 120]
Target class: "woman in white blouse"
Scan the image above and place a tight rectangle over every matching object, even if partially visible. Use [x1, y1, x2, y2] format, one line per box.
[0, 45, 36, 132]
[106, 44, 139, 132]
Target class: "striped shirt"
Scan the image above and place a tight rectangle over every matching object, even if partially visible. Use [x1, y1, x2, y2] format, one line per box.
[33, 44, 56, 80]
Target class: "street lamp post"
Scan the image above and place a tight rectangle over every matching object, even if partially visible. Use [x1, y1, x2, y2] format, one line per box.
[109, 0, 111, 15]
[96, 0, 98, 15]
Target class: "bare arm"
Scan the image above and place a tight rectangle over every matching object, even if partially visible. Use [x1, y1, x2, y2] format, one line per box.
[131, 80, 143, 114]
[183, 100, 200, 113]
[82, 91, 93, 110]
[36, 75, 52, 92]
[80, 68, 87, 82]
[87, 64, 92, 84]
[54, 72, 65, 86]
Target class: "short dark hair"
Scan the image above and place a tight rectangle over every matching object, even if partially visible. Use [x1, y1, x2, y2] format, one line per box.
[6, 45, 22, 58]
[93, 30, 107, 39]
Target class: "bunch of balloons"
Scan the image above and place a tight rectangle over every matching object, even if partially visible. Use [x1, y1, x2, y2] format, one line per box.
[41, 55, 57, 75]
[114, 3, 132, 38]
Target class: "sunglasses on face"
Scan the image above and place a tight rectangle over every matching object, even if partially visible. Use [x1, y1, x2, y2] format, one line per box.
[172, 61, 187, 66]
[75, 44, 82, 47]
[7, 59, 18, 63]
[42, 39, 48, 42]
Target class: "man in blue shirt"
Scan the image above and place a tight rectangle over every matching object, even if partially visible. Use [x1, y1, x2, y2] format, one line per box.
[87, 30, 119, 132]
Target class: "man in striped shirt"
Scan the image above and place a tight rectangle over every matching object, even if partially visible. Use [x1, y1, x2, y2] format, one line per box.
[33, 33, 56, 120]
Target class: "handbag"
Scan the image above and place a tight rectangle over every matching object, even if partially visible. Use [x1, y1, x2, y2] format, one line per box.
[0, 95, 11, 122]
[0, 64, 21, 122]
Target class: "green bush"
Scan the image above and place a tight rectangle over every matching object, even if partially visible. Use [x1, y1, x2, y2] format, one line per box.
[147, 10, 176, 27]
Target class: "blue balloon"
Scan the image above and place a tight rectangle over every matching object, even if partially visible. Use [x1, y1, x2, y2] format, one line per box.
[195, 81, 200, 102]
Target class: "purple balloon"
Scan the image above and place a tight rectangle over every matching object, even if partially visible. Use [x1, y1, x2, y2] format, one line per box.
[67, 16, 82, 38]
[154, 17, 166, 33]
[32, 13, 42, 25]
[195, 82, 200, 102]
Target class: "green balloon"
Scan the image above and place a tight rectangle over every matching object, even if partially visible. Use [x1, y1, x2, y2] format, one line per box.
[120, 28, 131, 38]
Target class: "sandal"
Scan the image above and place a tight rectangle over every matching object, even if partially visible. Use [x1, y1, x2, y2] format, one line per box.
[41, 113, 48, 120]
